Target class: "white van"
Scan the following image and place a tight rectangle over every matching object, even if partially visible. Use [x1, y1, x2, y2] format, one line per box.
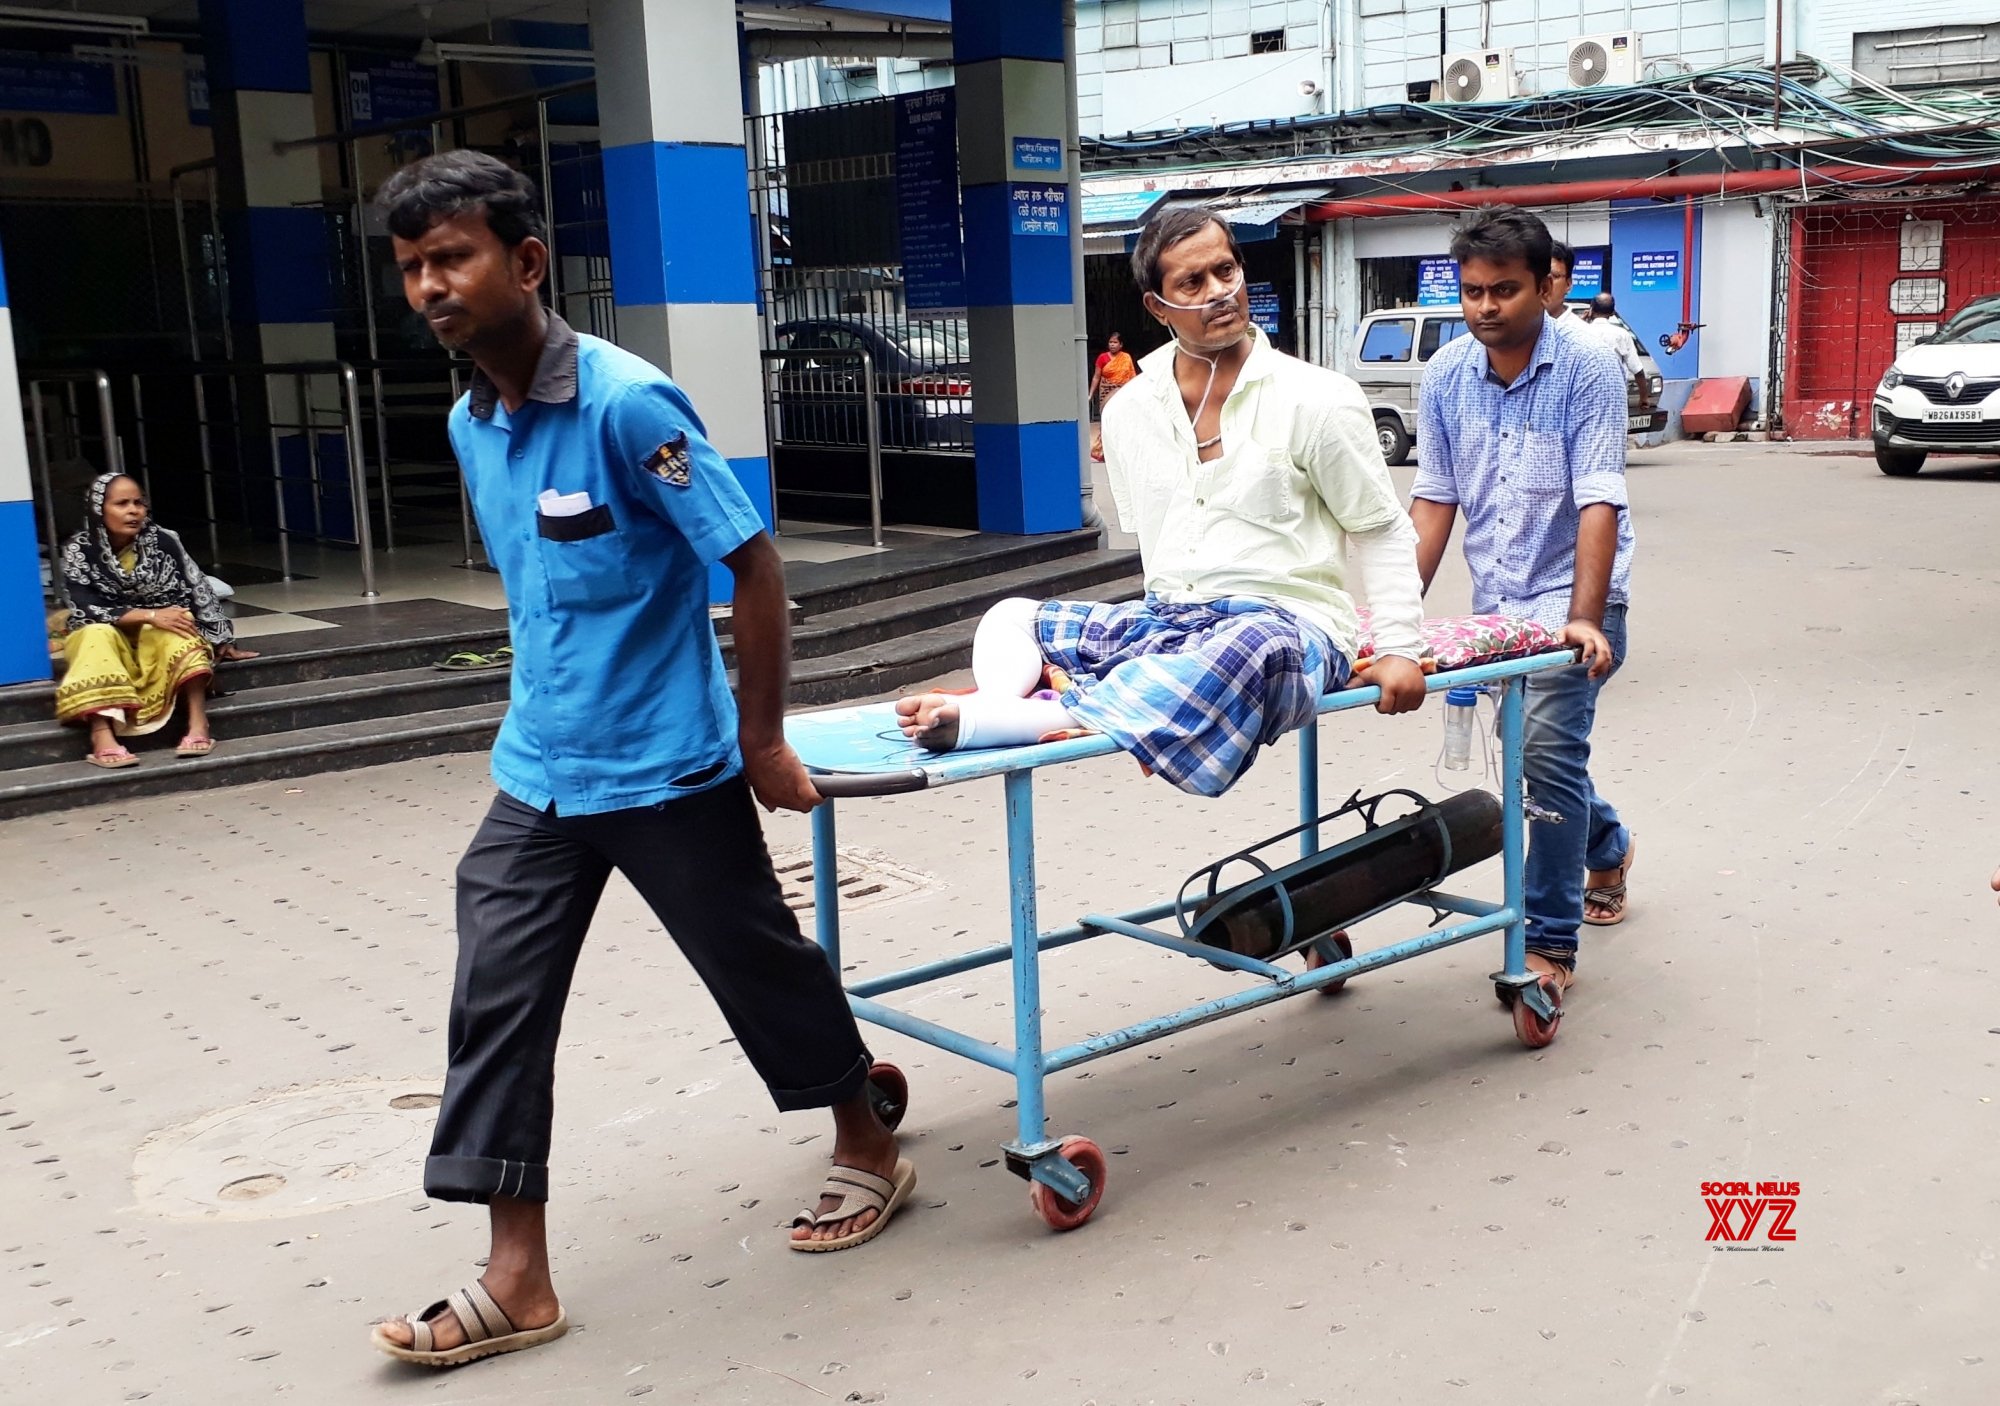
[1349, 306, 1667, 465]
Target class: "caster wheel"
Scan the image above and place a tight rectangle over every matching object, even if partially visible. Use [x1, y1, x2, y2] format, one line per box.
[1307, 931, 1354, 995]
[1029, 1136, 1108, 1231]
[866, 1061, 908, 1132]
[1511, 976, 1562, 1049]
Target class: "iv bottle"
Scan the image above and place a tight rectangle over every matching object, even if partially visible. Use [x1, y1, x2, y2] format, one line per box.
[1442, 686, 1480, 771]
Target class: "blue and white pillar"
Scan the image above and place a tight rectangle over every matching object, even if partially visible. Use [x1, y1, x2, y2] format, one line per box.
[592, 0, 770, 597]
[197, 0, 334, 368]
[0, 249, 50, 685]
[953, 4, 1083, 534]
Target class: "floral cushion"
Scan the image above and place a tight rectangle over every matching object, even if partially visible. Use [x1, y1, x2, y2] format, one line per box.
[1352, 610, 1563, 674]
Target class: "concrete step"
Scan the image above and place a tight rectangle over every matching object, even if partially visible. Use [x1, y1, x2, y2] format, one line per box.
[781, 571, 1145, 706]
[0, 700, 508, 822]
[0, 662, 512, 771]
[728, 548, 1141, 666]
[0, 622, 511, 729]
[773, 528, 1108, 618]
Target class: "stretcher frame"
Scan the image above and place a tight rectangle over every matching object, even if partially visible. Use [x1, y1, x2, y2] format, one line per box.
[786, 652, 1575, 1227]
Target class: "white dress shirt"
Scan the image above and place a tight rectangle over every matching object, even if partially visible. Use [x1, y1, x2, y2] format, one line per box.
[1100, 326, 1425, 662]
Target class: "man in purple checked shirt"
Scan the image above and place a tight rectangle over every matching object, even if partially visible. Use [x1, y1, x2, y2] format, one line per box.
[1409, 205, 1639, 1011]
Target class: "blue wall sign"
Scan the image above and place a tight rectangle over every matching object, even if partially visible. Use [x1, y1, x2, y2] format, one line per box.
[1247, 281, 1281, 336]
[1013, 135, 1063, 171]
[1008, 182, 1068, 237]
[0, 52, 117, 115]
[1417, 256, 1460, 307]
[894, 87, 968, 316]
[1630, 249, 1681, 293]
[1570, 248, 1605, 297]
[185, 55, 210, 127]
[347, 59, 439, 126]
[1082, 189, 1164, 227]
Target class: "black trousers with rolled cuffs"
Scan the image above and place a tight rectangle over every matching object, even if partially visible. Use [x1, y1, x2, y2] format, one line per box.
[424, 778, 871, 1204]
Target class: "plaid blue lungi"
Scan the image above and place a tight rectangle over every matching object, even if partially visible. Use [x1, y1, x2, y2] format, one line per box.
[1035, 595, 1351, 798]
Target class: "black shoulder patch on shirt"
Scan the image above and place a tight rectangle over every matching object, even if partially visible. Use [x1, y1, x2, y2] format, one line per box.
[644, 432, 693, 487]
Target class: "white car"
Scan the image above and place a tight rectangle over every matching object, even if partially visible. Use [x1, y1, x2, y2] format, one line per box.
[1871, 294, 2000, 476]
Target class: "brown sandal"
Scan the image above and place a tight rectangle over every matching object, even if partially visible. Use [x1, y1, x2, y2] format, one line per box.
[1583, 835, 1637, 927]
[371, 1281, 568, 1368]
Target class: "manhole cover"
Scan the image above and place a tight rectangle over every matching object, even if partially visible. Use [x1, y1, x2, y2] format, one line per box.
[769, 846, 938, 915]
[133, 1078, 443, 1220]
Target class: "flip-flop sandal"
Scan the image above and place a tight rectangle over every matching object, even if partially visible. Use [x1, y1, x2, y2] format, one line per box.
[1583, 834, 1637, 927]
[85, 748, 139, 769]
[432, 649, 508, 672]
[371, 1281, 568, 1369]
[790, 1158, 917, 1253]
[176, 736, 214, 758]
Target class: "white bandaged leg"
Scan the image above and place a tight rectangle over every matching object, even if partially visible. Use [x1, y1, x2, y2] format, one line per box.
[970, 597, 1046, 697]
[953, 691, 1076, 749]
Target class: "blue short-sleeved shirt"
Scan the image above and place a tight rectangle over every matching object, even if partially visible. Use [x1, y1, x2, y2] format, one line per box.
[449, 314, 765, 815]
[1412, 315, 1635, 630]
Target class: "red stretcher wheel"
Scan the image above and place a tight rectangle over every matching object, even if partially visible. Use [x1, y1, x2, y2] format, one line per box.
[1309, 931, 1354, 995]
[1511, 976, 1562, 1048]
[866, 1061, 908, 1132]
[1029, 1136, 1108, 1231]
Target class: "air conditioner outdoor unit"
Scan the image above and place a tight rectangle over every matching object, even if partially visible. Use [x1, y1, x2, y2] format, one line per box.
[1564, 32, 1641, 88]
[1439, 48, 1521, 103]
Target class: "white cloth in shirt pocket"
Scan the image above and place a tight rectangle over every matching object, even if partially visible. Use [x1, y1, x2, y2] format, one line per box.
[1520, 430, 1572, 495]
[1211, 447, 1300, 524]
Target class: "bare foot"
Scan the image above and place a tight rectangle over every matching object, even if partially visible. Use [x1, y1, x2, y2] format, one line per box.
[1524, 951, 1574, 992]
[217, 644, 259, 661]
[373, 1271, 560, 1352]
[894, 693, 960, 750]
[792, 1095, 902, 1246]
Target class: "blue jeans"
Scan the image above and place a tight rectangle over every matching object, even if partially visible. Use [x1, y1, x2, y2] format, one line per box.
[1522, 603, 1629, 964]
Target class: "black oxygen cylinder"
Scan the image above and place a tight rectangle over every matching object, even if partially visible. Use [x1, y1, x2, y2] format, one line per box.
[1202, 789, 1503, 959]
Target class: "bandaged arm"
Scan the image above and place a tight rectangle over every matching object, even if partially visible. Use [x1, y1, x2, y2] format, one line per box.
[1347, 513, 1427, 665]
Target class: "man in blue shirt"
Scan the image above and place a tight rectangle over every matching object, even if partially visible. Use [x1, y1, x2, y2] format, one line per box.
[366, 152, 914, 1369]
[1411, 206, 1638, 1017]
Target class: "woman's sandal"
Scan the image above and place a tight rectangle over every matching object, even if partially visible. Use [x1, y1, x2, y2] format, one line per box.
[1583, 835, 1638, 927]
[371, 1282, 568, 1368]
[175, 735, 214, 758]
[84, 747, 139, 770]
[790, 1158, 917, 1253]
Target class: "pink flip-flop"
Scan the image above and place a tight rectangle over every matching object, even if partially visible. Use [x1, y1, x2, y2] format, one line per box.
[175, 735, 214, 758]
[85, 747, 139, 769]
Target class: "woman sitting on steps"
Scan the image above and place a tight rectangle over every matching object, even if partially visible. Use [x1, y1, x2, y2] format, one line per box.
[54, 472, 256, 767]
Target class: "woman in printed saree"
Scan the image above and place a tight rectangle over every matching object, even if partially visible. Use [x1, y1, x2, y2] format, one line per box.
[54, 473, 255, 767]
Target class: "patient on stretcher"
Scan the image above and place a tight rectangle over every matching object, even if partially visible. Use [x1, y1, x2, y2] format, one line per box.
[898, 210, 1429, 798]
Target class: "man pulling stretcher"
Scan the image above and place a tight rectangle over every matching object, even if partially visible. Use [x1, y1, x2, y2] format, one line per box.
[898, 206, 1430, 797]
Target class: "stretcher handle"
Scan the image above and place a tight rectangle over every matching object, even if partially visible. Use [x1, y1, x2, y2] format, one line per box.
[809, 769, 931, 798]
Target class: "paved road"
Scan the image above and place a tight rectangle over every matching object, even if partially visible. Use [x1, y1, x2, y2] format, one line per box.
[4, 440, 1997, 1404]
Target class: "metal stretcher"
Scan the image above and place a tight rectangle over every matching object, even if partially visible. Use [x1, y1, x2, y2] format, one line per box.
[789, 653, 1575, 1230]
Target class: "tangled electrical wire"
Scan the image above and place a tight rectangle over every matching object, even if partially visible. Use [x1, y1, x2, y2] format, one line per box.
[1080, 58, 2000, 177]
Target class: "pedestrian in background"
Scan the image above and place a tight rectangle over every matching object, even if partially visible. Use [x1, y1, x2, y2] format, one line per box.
[1089, 331, 1137, 461]
[1583, 291, 1652, 417]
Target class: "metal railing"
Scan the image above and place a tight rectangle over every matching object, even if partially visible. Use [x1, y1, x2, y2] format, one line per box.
[22, 369, 122, 568]
[761, 345, 884, 547]
[127, 361, 381, 598]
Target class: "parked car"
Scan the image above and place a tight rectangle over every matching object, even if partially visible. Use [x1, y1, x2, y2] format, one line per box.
[772, 318, 971, 452]
[1870, 293, 2000, 476]
[1349, 306, 1667, 465]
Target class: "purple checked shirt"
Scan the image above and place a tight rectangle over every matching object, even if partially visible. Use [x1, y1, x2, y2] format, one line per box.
[1412, 315, 1634, 630]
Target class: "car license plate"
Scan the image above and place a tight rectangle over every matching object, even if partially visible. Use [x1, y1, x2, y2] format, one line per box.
[1922, 407, 1982, 423]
